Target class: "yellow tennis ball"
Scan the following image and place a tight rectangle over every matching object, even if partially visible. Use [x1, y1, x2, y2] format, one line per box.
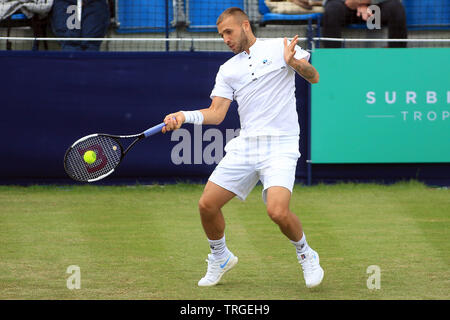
[83, 150, 96, 164]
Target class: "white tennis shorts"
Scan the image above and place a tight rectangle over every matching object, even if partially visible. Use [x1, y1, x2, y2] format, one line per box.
[209, 135, 300, 203]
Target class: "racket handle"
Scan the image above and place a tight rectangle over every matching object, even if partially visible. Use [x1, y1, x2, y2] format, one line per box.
[143, 122, 166, 138]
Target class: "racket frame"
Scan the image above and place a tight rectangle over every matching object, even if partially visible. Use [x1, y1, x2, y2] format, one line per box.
[64, 122, 166, 182]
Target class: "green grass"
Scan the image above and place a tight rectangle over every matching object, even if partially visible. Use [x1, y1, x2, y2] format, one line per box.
[0, 181, 449, 300]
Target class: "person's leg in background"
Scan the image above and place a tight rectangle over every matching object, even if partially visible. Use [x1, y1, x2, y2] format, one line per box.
[379, 0, 407, 48]
[322, 0, 354, 48]
[80, 0, 110, 51]
[50, 0, 83, 51]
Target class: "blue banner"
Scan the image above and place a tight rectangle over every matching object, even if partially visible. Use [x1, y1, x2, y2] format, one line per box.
[0, 51, 447, 185]
[0, 51, 308, 182]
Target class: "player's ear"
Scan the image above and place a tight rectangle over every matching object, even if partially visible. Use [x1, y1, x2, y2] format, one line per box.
[242, 20, 251, 32]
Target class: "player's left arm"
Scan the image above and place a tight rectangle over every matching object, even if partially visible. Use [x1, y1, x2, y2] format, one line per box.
[284, 35, 320, 84]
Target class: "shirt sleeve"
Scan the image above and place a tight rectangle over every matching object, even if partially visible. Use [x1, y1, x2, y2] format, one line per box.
[210, 65, 234, 101]
[294, 45, 310, 62]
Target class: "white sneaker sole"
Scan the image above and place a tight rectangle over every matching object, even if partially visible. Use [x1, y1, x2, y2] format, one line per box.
[306, 266, 324, 288]
[198, 256, 238, 287]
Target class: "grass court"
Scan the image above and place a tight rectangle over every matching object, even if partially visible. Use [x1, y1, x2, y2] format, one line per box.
[0, 181, 448, 299]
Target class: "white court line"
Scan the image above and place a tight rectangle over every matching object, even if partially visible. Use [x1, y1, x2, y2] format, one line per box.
[313, 37, 450, 43]
[0, 37, 308, 42]
[0, 37, 448, 43]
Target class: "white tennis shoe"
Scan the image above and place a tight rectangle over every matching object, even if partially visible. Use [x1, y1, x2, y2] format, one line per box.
[299, 248, 324, 288]
[198, 253, 238, 287]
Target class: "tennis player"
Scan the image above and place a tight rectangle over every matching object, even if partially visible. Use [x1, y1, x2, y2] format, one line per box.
[163, 7, 324, 289]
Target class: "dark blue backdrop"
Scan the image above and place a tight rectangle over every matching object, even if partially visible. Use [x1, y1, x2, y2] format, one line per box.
[0, 51, 448, 185]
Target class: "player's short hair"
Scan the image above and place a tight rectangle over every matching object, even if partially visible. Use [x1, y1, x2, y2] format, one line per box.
[216, 7, 249, 25]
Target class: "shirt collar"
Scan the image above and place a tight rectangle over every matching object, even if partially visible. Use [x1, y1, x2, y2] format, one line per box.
[244, 38, 259, 56]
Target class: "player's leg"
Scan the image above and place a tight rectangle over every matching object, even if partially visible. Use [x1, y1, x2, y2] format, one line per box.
[198, 180, 235, 241]
[265, 186, 324, 288]
[265, 186, 303, 241]
[265, 186, 310, 256]
[196, 181, 240, 287]
[259, 134, 324, 288]
[197, 137, 259, 287]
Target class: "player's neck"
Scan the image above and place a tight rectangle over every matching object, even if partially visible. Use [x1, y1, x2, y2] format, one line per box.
[244, 36, 257, 55]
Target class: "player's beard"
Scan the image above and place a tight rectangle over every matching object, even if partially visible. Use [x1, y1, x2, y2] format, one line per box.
[232, 28, 249, 54]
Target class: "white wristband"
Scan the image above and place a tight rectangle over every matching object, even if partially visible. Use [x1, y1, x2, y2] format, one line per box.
[181, 110, 204, 125]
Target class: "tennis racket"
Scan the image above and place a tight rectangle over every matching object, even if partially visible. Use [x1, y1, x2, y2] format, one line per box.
[64, 122, 166, 182]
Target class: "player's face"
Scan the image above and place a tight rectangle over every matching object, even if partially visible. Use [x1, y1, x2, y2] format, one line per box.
[217, 16, 249, 54]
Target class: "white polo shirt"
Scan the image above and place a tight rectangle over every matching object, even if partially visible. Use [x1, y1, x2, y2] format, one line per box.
[210, 38, 310, 137]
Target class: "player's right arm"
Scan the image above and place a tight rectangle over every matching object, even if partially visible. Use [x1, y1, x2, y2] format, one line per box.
[162, 96, 232, 133]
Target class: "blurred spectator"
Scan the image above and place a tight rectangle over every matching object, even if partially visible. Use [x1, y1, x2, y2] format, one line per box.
[0, 0, 53, 50]
[0, 0, 53, 20]
[289, 0, 316, 10]
[265, 0, 324, 14]
[323, 0, 407, 48]
[50, 0, 110, 51]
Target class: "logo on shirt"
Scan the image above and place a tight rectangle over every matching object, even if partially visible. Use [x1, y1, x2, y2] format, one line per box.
[262, 59, 272, 66]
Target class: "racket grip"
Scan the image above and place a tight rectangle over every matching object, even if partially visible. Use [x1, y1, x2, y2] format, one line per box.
[143, 122, 166, 138]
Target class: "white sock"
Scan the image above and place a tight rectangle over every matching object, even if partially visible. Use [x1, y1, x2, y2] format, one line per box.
[208, 235, 231, 260]
[290, 233, 310, 259]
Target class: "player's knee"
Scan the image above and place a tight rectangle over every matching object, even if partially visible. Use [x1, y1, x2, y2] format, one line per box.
[266, 205, 289, 225]
[198, 197, 217, 216]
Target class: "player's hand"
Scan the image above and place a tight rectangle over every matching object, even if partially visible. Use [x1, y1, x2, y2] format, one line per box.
[162, 112, 185, 133]
[284, 35, 299, 67]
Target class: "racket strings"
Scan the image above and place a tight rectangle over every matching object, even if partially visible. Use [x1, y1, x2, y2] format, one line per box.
[64, 135, 122, 182]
